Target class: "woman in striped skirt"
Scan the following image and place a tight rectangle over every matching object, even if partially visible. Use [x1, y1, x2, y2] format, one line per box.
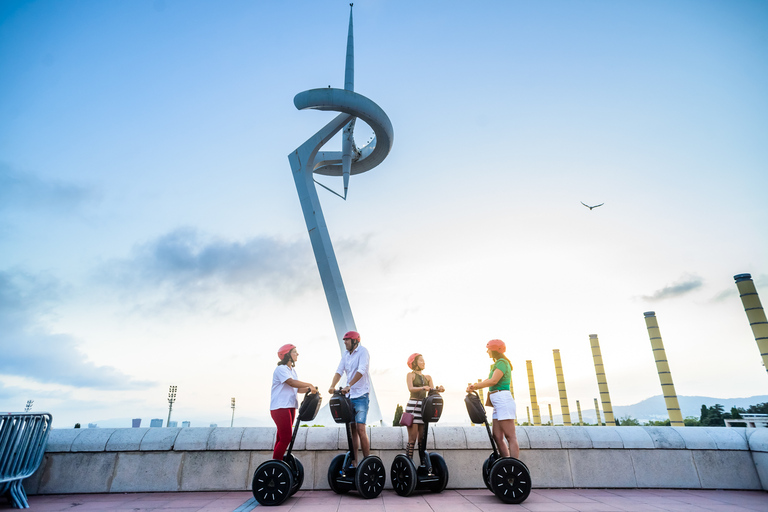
[404, 353, 444, 460]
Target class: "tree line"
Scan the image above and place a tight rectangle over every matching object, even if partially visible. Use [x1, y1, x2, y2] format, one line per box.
[618, 402, 768, 427]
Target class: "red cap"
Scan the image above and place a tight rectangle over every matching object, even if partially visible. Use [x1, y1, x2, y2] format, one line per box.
[486, 339, 506, 353]
[407, 353, 422, 369]
[343, 331, 360, 341]
[277, 344, 296, 360]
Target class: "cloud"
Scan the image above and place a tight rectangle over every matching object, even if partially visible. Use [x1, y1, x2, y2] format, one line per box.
[0, 164, 95, 214]
[0, 270, 154, 390]
[98, 228, 320, 313]
[642, 275, 703, 301]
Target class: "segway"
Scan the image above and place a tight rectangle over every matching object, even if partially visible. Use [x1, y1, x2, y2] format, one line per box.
[326, 389, 386, 499]
[390, 390, 449, 496]
[252, 391, 322, 506]
[465, 391, 531, 504]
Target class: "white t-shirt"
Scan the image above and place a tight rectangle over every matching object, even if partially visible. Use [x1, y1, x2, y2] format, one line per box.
[270, 365, 299, 410]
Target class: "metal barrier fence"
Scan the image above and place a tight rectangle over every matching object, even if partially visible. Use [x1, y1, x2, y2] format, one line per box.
[0, 413, 53, 508]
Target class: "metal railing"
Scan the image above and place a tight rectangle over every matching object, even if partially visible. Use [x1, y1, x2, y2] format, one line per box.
[0, 413, 53, 508]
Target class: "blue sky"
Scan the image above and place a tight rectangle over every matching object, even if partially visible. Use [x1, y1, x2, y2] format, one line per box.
[1, 0, 767, 427]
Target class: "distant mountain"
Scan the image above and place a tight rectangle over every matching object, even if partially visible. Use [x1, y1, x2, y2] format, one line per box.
[612, 394, 768, 422]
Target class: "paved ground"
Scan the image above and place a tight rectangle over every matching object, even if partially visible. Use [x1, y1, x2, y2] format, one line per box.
[8, 489, 767, 512]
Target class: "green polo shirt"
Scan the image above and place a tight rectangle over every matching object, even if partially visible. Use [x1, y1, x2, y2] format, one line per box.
[488, 359, 511, 392]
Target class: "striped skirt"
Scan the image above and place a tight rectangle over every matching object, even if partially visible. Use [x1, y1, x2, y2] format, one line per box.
[405, 398, 424, 424]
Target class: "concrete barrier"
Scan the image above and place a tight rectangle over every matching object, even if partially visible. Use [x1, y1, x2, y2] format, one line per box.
[24, 426, 768, 495]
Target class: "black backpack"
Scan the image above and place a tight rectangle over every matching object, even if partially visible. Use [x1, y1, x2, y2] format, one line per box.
[421, 391, 444, 423]
[465, 392, 487, 424]
[298, 392, 323, 422]
[329, 392, 355, 424]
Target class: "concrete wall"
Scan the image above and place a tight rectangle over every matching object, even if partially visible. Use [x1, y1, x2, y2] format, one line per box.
[24, 426, 768, 495]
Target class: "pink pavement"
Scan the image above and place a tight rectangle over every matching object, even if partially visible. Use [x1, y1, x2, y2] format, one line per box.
[7, 489, 768, 512]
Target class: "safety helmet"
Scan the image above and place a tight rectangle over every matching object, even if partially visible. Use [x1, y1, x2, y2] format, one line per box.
[343, 331, 361, 341]
[277, 344, 297, 360]
[486, 339, 506, 353]
[407, 353, 422, 369]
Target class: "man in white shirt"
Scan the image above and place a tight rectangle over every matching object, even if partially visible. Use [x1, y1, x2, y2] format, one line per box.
[328, 330, 370, 468]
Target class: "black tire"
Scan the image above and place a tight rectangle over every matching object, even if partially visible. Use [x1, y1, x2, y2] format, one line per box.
[252, 460, 294, 506]
[481, 453, 497, 491]
[390, 454, 417, 497]
[284, 454, 303, 496]
[429, 453, 449, 493]
[327, 454, 349, 494]
[355, 456, 386, 499]
[488, 457, 531, 504]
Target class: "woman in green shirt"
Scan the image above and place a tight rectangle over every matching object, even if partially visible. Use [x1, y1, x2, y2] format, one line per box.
[466, 339, 519, 458]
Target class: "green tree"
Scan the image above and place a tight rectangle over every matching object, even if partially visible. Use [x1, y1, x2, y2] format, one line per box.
[702, 404, 726, 426]
[699, 404, 708, 424]
[746, 402, 768, 414]
[683, 416, 701, 426]
[644, 419, 671, 426]
[74, 423, 81, 428]
[393, 404, 403, 426]
[618, 415, 640, 426]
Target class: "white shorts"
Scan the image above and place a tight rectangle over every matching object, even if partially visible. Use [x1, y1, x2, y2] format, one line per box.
[490, 390, 516, 421]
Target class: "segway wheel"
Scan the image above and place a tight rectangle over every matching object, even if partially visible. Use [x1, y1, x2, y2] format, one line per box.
[390, 454, 417, 497]
[489, 457, 532, 504]
[284, 454, 304, 496]
[428, 453, 449, 493]
[327, 454, 349, 495]
[481, 453, 497, 491]
[252, 460, 294, 506]
[355, 456, 386, 499]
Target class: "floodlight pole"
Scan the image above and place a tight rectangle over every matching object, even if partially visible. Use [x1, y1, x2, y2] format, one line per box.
[24, 400, 33, 413]
[167, 385, 177, 427]
[230, 397, 236, 427]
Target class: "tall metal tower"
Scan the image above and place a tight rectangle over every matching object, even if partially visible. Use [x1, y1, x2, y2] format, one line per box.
[288, 5, 393, 424]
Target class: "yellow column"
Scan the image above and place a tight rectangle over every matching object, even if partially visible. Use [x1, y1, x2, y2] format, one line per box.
[589, 334, 616, 425]
[526, 406, 531, 425]
[734, 274, 768, 379]
[594, 398, 602, 426]
[576, 400, 584, 426]
[552, 349, 572, 426]
[548, 404, 554, 426]
[526, 360, 541, 426]
[643, 311, 684, 426]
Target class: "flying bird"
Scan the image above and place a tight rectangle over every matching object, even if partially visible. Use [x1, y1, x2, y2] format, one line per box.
[581, 201, 604, 211]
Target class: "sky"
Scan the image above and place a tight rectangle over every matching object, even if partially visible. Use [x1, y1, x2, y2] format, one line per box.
[1, 0, 767, 428]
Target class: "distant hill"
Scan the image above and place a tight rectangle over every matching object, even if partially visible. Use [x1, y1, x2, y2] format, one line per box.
[611, 394, 768, 422]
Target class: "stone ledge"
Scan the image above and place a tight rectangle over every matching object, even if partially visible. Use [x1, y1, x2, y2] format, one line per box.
[45, 426, 757, 453]
[25, 446, 765, 495]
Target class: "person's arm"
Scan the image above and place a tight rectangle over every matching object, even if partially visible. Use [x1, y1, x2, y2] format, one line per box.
[328, 373, 342, 394]
[426, 374, 444, 393]
[466, 369, 503, 392]
[285, 378, 318, 394]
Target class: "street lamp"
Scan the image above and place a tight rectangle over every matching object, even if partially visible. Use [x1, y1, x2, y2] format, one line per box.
[167, 386, 177, 427]
[24, 400, 33, 413]
[230, 397, 236, 427]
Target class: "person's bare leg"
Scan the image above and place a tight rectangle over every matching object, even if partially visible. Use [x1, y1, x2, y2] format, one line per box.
[357, 423, 370, 458]
[492, 420, 510, 457]
[500, 419, 519, 458]
[350, 424, 359, 467]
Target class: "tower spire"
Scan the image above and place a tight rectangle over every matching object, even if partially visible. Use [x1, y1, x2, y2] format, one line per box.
[341, 3, 355, 198]
[345, 4, 354, 92]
